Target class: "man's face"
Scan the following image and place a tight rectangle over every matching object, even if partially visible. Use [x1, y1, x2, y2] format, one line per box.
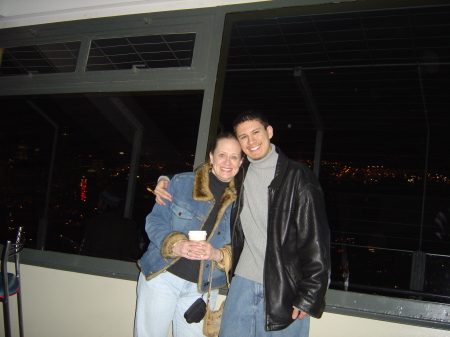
[235, 119, 273, 160]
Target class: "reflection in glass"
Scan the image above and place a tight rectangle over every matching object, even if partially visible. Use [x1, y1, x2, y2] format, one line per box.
[0, 92, 203, 260]
[218, 7, 450, 304]
[0, 42, 81, 76]
[87, 33, 196, 71]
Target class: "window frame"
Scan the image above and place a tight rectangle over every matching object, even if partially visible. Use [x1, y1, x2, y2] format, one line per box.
[1, 0, 450, 331]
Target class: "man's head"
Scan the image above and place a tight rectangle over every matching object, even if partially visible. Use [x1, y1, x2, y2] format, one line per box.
[233, 110, 273, 161]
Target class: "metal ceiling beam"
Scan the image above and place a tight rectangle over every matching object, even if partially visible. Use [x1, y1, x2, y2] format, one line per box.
[26, 100, 59, 250]
[109, 97, 143, 219]
[294, 67, 323, 131]
[294, 67, 323, 178]
[226, 62, 450, 72]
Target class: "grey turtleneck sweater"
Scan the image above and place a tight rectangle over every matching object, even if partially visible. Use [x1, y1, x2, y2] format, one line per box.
[235, 144, 278, 284]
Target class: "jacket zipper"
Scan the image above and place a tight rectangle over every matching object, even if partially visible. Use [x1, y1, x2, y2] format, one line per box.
[231, 165, 246, 270]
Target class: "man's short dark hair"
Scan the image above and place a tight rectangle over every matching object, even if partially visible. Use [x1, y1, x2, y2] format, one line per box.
[232, 110, 270, 135]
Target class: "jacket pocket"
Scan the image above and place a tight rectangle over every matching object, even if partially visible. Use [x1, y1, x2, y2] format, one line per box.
[285, 262, 302, 292]
[170, 203, 199, 231]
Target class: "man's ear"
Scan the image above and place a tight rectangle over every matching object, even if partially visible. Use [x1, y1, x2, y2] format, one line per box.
[266, 125, 274, 139]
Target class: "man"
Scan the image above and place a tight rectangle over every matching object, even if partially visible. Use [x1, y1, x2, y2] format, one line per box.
[155, 110, 330, 336]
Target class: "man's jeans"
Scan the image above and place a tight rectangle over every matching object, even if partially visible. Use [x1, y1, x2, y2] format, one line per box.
[134, 272, 218, 337]
[220, 275, 310, 336]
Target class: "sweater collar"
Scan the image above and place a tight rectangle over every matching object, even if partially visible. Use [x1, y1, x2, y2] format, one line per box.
[247, 143, 278, 169]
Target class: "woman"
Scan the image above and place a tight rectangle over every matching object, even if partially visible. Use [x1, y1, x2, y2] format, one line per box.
[134, 132, 243, 337]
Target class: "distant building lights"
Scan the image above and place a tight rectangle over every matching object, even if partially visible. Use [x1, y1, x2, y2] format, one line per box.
[80, 178, 87, 201]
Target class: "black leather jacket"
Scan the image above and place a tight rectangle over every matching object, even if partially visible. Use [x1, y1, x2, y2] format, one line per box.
[230, 146, 330, 331]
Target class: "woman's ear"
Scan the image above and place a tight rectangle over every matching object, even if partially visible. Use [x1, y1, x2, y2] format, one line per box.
[209, 151, 214, 164]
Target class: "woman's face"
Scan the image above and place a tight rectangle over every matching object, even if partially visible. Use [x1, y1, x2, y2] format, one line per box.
[209, 138, 243, 182]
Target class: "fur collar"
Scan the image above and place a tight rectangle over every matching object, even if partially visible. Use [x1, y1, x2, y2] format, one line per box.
[192, 163, 237, 219]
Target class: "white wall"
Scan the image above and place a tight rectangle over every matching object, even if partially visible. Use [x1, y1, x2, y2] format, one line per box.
[0, 0, 272, 29]
[1, 264, 450, 337]
[310, 312, 450, 337]
[6, 264, 138, 337]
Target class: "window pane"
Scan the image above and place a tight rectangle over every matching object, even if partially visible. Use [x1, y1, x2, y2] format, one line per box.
[0, 92, 203, 260]
[0, 42, 81, 76]
[219, 6, 450, 304]
[424, 255, 450, 304]
[86, 33, 196, 71]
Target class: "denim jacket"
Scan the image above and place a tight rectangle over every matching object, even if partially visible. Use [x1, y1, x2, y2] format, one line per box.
[138, 163, 235, 292]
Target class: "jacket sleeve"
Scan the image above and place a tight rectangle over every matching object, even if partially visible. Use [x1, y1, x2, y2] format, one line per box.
[216, 244, 232, 272]
[160, 231, 188, 259]
[292, 183, 331, 318]
[145, 177, 182, 253]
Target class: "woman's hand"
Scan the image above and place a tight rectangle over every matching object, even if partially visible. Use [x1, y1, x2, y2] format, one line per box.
[173, 241, 222, 262]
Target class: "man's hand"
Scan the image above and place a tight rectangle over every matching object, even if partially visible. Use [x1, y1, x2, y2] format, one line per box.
[154, 179, 172, 205]
[292, 308, 308, 320]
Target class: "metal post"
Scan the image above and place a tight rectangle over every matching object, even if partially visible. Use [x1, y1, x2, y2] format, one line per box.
[294, 67, 324, 178]
[109, 97, 143, 219]
[26, 100, 59, 250]
[410, 250, 426, 295]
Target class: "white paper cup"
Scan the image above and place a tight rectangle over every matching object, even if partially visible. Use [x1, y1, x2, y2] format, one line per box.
[188, 230, 207, 241]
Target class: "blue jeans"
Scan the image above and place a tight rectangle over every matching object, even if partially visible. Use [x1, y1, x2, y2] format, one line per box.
[220, 275, 310, 337]
[134, 272, 218, 337]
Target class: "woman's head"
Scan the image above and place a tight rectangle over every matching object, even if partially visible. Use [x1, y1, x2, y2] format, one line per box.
[209, 132, 243, 182]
